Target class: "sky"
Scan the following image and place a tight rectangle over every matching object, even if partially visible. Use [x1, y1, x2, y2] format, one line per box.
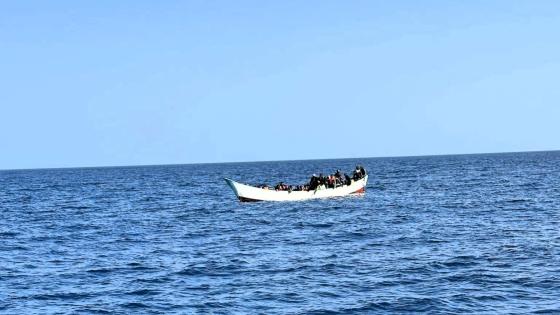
[2, 1, 560, 169]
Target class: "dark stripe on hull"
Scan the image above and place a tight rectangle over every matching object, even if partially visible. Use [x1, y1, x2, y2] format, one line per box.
[238, 196, 262, 202]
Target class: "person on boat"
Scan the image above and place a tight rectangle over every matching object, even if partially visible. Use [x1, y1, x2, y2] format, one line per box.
[335, 176, 342, 187]
[345, 173, 352, 185]
[327, 175, 334, 188]
[275, 182, 288, 191]
[318, 173, 324, 188]
[353, 166, 361, 180]
[353, 165, 366, 180]
[309, 174, 318, 190]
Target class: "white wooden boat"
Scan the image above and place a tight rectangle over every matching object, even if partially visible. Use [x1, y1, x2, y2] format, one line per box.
[224, 175, 368, 202]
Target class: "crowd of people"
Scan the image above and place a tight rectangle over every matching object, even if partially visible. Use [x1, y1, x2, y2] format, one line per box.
[257, 165, 367, 192]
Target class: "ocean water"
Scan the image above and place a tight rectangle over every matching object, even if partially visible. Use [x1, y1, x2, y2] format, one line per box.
[1, 151, 559, 314]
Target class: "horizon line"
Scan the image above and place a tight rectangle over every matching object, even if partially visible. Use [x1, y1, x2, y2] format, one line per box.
[1, 148, 559, 172]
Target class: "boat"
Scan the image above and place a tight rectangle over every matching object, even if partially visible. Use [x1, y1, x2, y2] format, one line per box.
[224, 175, 368, 202]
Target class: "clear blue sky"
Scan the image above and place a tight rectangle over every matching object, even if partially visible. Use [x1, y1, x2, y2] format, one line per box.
[2, 1, 560, 169]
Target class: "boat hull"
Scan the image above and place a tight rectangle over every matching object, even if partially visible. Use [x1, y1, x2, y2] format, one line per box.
[224, 175, 368, 202]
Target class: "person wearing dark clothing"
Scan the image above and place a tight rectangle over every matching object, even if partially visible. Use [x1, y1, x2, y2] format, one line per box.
[345, 173, 351, 185]
[352, 167, 360, 180]
[353, 165, 367, 180]
[335, 169, 342, 179]
[359, 165, 366, 177]
[309, 174, 319, 190]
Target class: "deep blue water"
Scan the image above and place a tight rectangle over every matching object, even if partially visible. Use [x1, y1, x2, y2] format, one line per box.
[1, 152, 560, 314]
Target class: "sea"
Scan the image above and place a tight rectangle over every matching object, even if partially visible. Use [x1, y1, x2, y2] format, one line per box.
[1, 151, 559, 314]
